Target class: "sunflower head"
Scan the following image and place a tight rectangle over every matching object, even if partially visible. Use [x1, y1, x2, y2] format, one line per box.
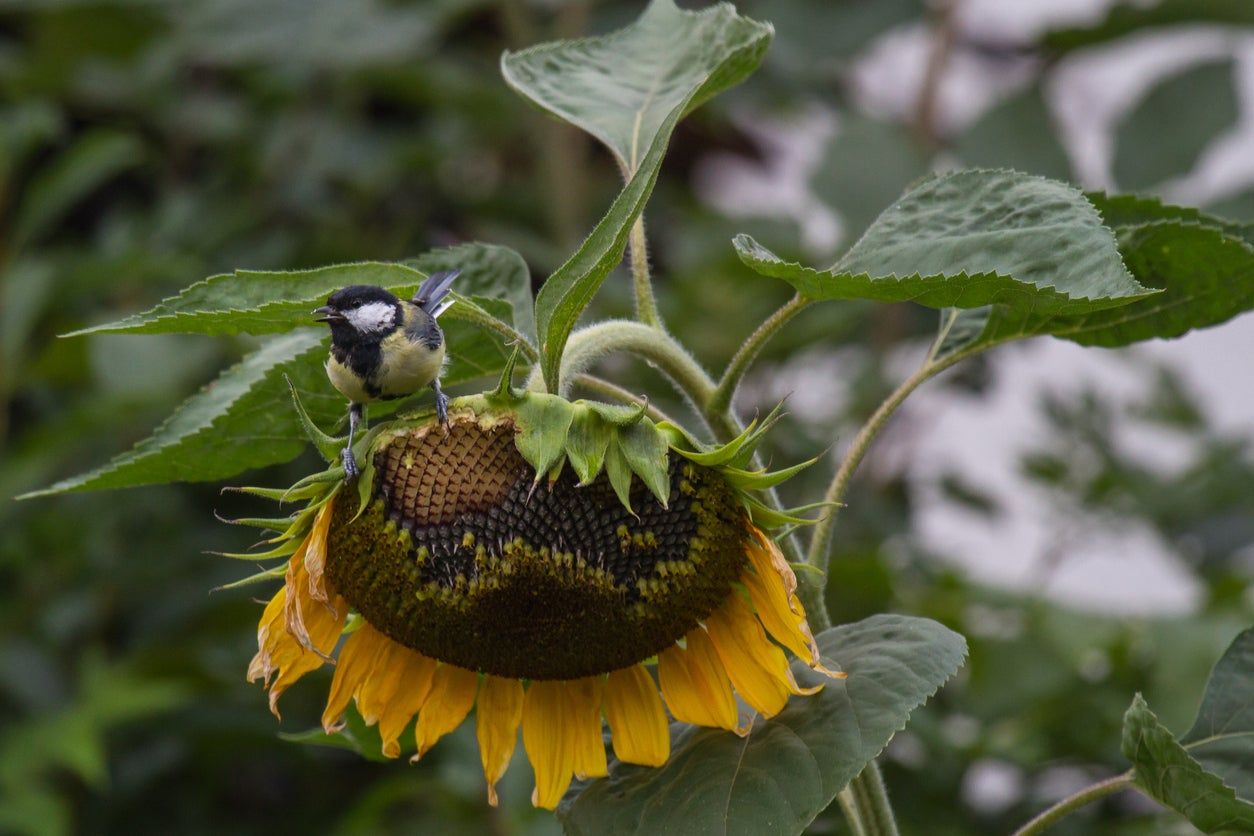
[230, 384, 840, 808]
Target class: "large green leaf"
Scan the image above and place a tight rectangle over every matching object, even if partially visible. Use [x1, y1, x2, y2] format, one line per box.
[1087, 191, 1254, 246]
[20, 330, 333, 497]
[502, 0, 772, 392]
[67, 242, 533, 339]
[738, 169, 1153, 311]
[1182, 627, 1254, 801]
[934, 217, 1254, 358]
[1123, 693, 1254, 833]
[558, 614, 967, 836]
[1113, 59, 1238, 191]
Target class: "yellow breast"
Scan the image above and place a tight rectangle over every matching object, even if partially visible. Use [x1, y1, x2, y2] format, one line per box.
[325, 355, 372, 403]
[374, 331, 446, 398]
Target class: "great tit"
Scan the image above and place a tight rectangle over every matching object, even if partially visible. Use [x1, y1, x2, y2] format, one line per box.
[313, 269, 460, 478]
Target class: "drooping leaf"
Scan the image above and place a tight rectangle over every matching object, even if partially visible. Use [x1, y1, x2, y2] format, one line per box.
[1113, 59, 1238, 191]
[739, 169, 1153, 312]
[502, 0, 772, 391]
[934, 218, 1254, 358]
[558, 614, 967, 836]
[20, 331, 333, 497]
[68, 242, 533, 339]
[1123, 693, 1254, 833]
[1182, 627, 1254, 801]
[1044, 0, 1254, 53]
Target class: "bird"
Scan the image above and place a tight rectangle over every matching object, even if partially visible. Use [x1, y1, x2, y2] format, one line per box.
[312, 269, 460, 478]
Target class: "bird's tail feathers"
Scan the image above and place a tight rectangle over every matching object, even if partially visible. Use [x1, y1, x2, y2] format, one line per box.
[413, 269, 460, 319]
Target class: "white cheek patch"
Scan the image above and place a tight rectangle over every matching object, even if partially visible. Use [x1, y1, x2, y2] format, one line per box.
[346, 301, 396, 333]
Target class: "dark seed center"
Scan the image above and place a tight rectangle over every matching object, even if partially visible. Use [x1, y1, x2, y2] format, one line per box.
[325, 417, 749, 680]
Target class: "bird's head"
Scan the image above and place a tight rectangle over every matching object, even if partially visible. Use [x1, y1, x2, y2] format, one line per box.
[313, 285, 402, 346]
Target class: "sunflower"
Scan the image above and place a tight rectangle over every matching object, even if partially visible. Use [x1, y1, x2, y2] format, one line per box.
[234, 379, 841, 809]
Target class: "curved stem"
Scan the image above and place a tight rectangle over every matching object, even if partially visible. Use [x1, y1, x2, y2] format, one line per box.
[806, 349, 970, 573]
[1012, 774, 1132, 836]
[709, 292, 810, 413]
[448, 307, 539, 364]
[557, 320, 714, 406]
[630, 217, 663, 328]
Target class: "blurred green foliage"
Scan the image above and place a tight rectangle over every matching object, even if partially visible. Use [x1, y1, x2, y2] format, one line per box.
[2, 0, 1252, 833]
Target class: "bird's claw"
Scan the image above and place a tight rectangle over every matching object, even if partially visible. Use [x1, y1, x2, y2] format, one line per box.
[341, 447, 360, 480]
[436, 391, 450, 436]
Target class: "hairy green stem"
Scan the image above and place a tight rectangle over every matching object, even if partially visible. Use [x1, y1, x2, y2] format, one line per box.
[448, 307, 539, 364]
[1011, 774, 1132, 836]
[837, 788, 870, 836]
[847, 763, 900, 836]
[630, 217, 663, 328]
[556, 320, 714, 405]
[806, 349, 970, 573]
[709, 292, 809, 413]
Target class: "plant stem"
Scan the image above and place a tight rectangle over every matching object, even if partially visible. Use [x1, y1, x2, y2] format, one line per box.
[630, 216, 663, 328]
[709, 292, 809, 413]
[1011, 774, 1132, 836]
[805, 349, 969, 573]
[847, 763, 900, 836]
[837, 789, 870, 836]
[450, 307, 539, 363]
[556, 320, 714, 406]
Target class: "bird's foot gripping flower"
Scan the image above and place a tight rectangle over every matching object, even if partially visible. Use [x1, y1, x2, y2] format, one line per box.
[230, 381, 842, 809]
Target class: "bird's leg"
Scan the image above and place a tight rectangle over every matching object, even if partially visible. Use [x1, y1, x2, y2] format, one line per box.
[342, 402, 364, 478]
[431, 378, 449, 433]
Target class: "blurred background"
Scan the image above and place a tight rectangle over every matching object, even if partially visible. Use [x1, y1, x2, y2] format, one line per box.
[2, 0, 1252, 833]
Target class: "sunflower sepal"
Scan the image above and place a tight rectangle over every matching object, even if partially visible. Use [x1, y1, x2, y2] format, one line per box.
[285, 376, 344, 464]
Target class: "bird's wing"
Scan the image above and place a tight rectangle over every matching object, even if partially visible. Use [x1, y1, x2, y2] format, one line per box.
[413, 269, 460, 319]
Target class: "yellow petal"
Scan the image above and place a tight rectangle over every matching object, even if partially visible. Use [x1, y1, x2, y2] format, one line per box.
[706, 593, 820, 719]
[412, 663, 478, 761]
[303, 497, 335, 605]
[476, 676, 524, 806]
[247, 559, 346, 720]
[565, 677, 607, 780]
[373, 645, 438, 759]
[743, 531, 847, 680]
[604, 665, 669, 767]
[283, 538, 343, 661]
[522, 680, 573, 810]
[321, 624, 387, 733]
[657, 627, 743, 734]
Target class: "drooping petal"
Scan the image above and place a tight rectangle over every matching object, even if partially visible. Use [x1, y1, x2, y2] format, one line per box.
[565, 677, 607, 780]
[412, 663, 478, 761]
[657, 627, 743, 734]
[321, 624, 388, 733]
[522, 680, 574, 810]
[303, 497, 336, 605]
[706, 593, 821, 719]
[248, 550, 347, 718]
[373, 644, 438, 758]
[476, 676, 524, 806]
[604, 665, 669, 767]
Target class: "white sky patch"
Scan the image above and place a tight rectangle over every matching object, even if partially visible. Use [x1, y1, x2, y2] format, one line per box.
[346, 301, 396, 333]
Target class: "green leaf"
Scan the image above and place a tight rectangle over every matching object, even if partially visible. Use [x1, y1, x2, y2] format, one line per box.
[1087, 191, 1254, 246]
[280, 706, 392, 763]
[1044, 0, 1254, 52]
[405, 242, 536, 343]
[1113, 59, 1238, 191]
[739, 169, 1153, 312]
[1182, 627, 1254, 801]
[1123, 693, 1254, 833]
[20, 331, 334, 497]
[933, 200, 1254, 359]
[503, 0, 772, 391]
[558, 614, 967, 836]
[69, 242, 533, 338]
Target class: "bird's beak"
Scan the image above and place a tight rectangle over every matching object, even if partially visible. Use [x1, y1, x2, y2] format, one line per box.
[313, 306, 343, 323]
